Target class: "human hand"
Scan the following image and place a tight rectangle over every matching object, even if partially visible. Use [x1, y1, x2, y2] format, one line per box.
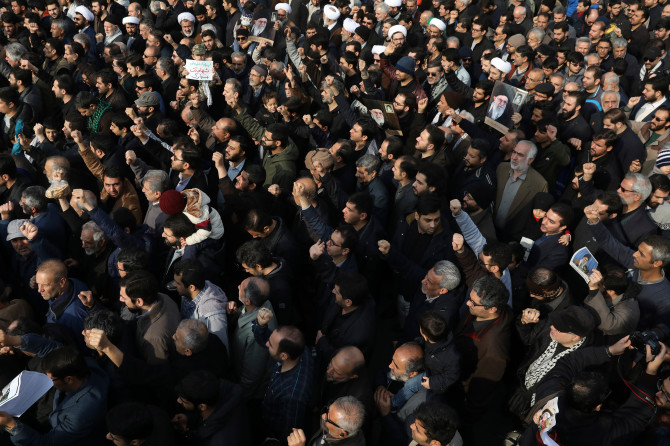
[257, 307, 274, 326]
[95, 33, 104, 43]
[226, 301, 238, 314]
[78, 291, 95, 309]
[292, 181, 308, 207]
[520, 308, 541, 324]
[568, 138, 582, 150]
[582, 162, 596, 179]
[188, 128, 200, 145]
[629, 159, 641, 173]
[374, 386, 392, 416]
[358, 58, 367, 73]
[33, 123, 44, 138]
[302, 114, 313, 126]
[125, 150, 137, 166]
[583, 204, 600, 223]
[287, 428, 307, 446]
[452, 233, 465, 253]
[417, 97, 428, 114]
[449, 199, 462, 216]
[309, 240, 326, 260]
[268, 184, 281, 197]
[71, 129, 84, 145]
[646, 342, 667, 375]
[0, 412, 16, 430]
[20, 221, 38, 241]
[511, 113, 522, 125]
[608, 335, 631, 356]
[558, 232, 571, 246]
[377, 239, 390, 256]
[171, 413, 188, 432]
[84, 328, 111, 352]
[421, 376, 430, 390]
[588, 269, 603, 291]
[546, 124, 557, 141]
[0, 201, 13, 220]
[212, 151, 226, 170]
[125, 107, 137, 120]
[627, 96, 641, 108]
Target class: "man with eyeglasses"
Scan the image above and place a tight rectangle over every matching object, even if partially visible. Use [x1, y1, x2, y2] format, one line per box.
[454, 275, 512, 422]
[288, 396, 366, 446]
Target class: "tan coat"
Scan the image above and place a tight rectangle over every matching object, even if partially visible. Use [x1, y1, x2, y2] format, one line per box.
[629, 120, 670, 175]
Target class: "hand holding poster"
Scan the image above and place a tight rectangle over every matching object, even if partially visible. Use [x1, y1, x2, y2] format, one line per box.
[184, 60, 214, 81]
[485, 80, 528, 134]
[570, 247, 599, 282]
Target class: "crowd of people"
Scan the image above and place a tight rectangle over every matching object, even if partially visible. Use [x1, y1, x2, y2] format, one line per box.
[0, 0, 670, 445]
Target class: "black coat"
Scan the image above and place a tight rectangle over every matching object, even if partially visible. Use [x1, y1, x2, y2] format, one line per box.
[317, 298, 376, 359]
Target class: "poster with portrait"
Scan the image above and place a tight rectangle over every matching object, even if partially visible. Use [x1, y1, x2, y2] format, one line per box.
[570, 247, 599, 282]
[484, 81, 529, 134]
[360, 98, 402, 135]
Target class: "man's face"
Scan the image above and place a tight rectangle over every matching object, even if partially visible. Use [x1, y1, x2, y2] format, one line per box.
[601, 93, 618, 112]
[355, 166, 374, 184]
[464, 147, 485, 169]
[103, 22, 116, 36]
[589, 138, 611, 158]
[36, 271, 64, 301]
[650, 110, 670, 132]
[415, 129, 433, 153]
[613, 45, 626, 59]
[618, 178, 640, 205]
[10, 237, 32, 257]
[326, 354, 352, 383]
[180, 20, 194, 36]
[95, 77, 109, 96]
[642, 83, 659, 102]
[648, 188, 670, 209]
[488, 66, 504, 82]
[349, 124, 365, 143]
[234, 170, 251, 191]
[388, 349, 410, 381]
[104, 176, 122, 197]
[425, 66, 443, 85]
[342, 202, 363, 224]
[416, 212, 440, 235]
[265, 330, 284, 361]
[510, 144, 531, 171]
[81, 228, 102, 256]
[553, 28, 565, 43]
[656, 377, 670, 408]
[173, 273, 189, 297]
[202, 35, 215, 50]
[47, 3, 60, 18]
[589, 24, 603, 41]
[540, 209, 564, 235]
[412, 172, 431, 196]
[633, 242, 658, 270]
[582, 71, 597, 90]
[561, 96, 578, 117]
[50, 22, 63, 38]
[631, 10, 645, 26]
[410, 419, 435, 446]
[326, 230, 346, 258]
[421, 268, 445, 297]
[466, 289, 490, 318]
[73, 13, 86, 29]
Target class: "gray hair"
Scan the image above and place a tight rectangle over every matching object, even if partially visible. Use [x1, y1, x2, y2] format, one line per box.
[586, 53, 600, 64]
[231, 51, 247, 62]
[375, 2, 389, 13]
[149, 1, 166, 15]
[645, 235, 670, 266]
[157, 57, 177, 77]
[52, 19, 67, 30]
[245, 277, 269, 307]
[528, 27, 545, 41]
[356, 154, 382, 174]
[142, 169, 169, 193]
[140, 18, 154, 29]
[549, 72, 565, 87]
[461, 0, 471, 6]
[22, 186, 47, 212]
[177, 319, 209, 353]
[601, 72, 619, 89]
[5, 43, 26, 62]
[446, 36, 460, 47]
[225, 78, 243, 94]
[518, 140, 538, 160]
[576, 36, 591, 46]
[82, 221, 106, 243]
[472, 275, 509, 309]
[402, 341, 425, 375]
[626, 173, 652, 200]
[612, 37, 627, 49]
[433, 260, 461, 290]
[553, 5, 566, 15]
[201, 23, 216, 33]
[601, 90, 620, 108]
[73, 33, 91, 50]
[331, 396, 366, 435]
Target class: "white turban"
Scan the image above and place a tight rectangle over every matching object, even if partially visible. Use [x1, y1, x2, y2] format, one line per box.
[122, 16, 140, 25]
[371, 45, 386, 55]
[275, 3, 292, 13]
[324, 5, 341, 21]
[178, 12, 196, 24]
[75, 6, 94, 22]
[385, 0, 401, 7]
[428, 18, 446, 31]
[343, 18, 360, 33]
[388, 24, 407, 38]
[491, 57, 512, 74]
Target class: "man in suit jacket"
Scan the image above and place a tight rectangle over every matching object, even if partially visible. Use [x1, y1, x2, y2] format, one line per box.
[494, 140, 548, 241]
[527, 203, 573, 271]
[629, 106, 670, 174]
[628, 76, 670, 122]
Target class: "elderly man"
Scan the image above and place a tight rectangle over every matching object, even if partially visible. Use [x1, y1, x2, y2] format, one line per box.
[288, 397, 366, 446]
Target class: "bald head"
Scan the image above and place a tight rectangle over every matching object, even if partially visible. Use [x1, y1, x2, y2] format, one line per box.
[296, 177, 317, 202]
[37, 259, 68, 280]
[44, 156, 70, 181]
[328, 346, 365, 382]
[240, 276, 270, 307]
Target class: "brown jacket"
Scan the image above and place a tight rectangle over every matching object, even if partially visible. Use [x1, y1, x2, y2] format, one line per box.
[629, 120, 670, 175]
[79, 144, 143, 223]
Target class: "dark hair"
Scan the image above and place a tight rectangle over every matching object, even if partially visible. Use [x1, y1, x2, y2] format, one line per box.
[334, 272, 368, 306]
[90, 133, 115, 155]
[75, 91, 97, 109]
[396, 155, 418, 179]
[106, 402, 154, 442]
[591, 129, 617, 148]
[117, 247, 150, 272]
[413, 402, 457, 444]
[347, 192, 373, 218]
[236, 239, 274, 269]
[415, 193, 442, 215]
[110, 112, 133, 132]
[470, 138, 492, 158]
[111, 207, 137, 234]
[0, 154, 17, 178]
[356, 117, 378, 142]
[0, 87, 19, 108]
[416, 162, 446, 194]
[549, 202, 574, 228]
[174, 258, 206, 290]
[175, 370, 221, 407]
[566, 371, 610, 413]
[515, 45, 534, 62]
[650, 173, 670, 194]
[335, 224, 358, 252]
[600, 264, 629, 295]
[423, 124, 445, 151]
[419, 311, 448, 342]
[164, 213, 197, 239]
[276, 326, 306, 359]
[11, 68, 32, 87]
[481, 241, 513, 270]
[42, 346, 90, 380]
[120, 270, 159, 305]
[243, 208, 273, 233]
[471, 275, 509, 309]
[54, 74, 75, 95]
[96, 68, 118, 88]
[84, 309, 123, 345]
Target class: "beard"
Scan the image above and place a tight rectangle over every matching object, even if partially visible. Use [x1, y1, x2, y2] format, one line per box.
[558, 110, 576, 121]
[251, 24, 266, 36]
[164, 238, 182, 249]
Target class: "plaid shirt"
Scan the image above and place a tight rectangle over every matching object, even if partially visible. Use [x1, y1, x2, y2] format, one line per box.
[253, 322, 314, 439]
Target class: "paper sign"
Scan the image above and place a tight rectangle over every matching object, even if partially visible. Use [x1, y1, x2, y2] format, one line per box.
[0, 371, 53, 417]
[185, 60, 214, 81]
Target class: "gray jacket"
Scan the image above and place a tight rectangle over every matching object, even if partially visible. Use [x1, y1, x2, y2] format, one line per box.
[232, 300, 278, 399]
[185, 280, 229, 350]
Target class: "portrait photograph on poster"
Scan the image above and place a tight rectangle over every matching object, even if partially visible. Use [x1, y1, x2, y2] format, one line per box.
[484, 81, 529, 134]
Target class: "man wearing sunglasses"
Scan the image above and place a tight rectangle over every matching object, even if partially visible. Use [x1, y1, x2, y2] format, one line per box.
[287, 396, 366, 446]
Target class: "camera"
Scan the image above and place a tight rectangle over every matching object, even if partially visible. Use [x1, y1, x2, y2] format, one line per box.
[629, 325, 669, 356]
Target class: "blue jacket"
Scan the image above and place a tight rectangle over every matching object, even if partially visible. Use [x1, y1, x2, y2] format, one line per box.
[45, 278, 90, 338]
